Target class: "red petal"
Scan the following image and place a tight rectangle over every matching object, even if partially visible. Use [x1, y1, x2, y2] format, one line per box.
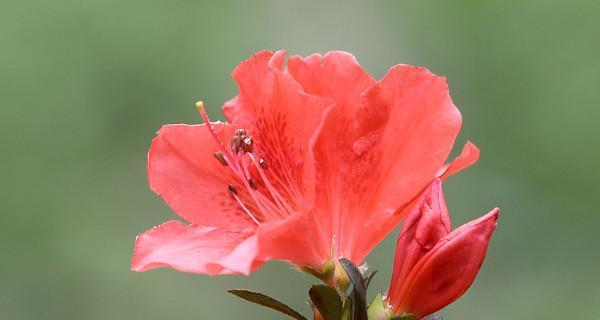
[225, 50, 333, 148]
[397, 208, 499, 319]
[358, 65, 462, 219]
[287, 51, 376, 110]
[222, 50, 278, 127]
[310, 65, 462, 263]
[131, 220, 262, 275]
[388, 180, 451, 306]
[223, 50, 334, 210]
[286, 52, 376, 216]
[436, 141, 480, 180]
[256, 213, 330, 268]
[148, 124, 257, 229]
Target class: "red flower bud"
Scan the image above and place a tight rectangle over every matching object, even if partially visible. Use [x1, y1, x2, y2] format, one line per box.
[387, 180, 499, 319]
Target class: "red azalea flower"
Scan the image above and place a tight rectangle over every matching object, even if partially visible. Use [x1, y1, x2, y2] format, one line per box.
[386, 179, 499, 319]
[131, 50, 480, 276]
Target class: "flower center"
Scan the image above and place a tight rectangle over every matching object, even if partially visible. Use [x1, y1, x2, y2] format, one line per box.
[196, 101, 295, 225]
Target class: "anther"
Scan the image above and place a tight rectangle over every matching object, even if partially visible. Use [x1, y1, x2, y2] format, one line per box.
[247, 178, 258, 189]
[259, 159, 268, 169]
[231, 128, 254, 154]
[231, 135, 243, 154]
[228, 184, 238, 195]
[235, 128, 246, 136]
[243, 136, 253, 153]
[213, 151, 228, 166]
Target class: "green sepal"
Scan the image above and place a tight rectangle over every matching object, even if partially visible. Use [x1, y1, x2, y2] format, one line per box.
[339, 258, 368, 320]
[309, 284, 342, 320]
[301, 266, 329, 281]
[365, 270, 378, 290]
[301, 260, 335, 282]
[228, 289, 307, 320]
[367, 293, 388, 320]
[390, 313, 414, 320]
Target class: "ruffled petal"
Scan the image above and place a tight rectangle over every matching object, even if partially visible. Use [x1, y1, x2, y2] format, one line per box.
[224, 50, 333, 149]
[358, 65, 462, 219]
[388, 180, 451, 305]
[397, 208, 499, 319]
[148, 124, 257, 229]
[286, 52, 377, 224]
[256, 213, 329, 268]
[286, 51, 376, 110]
[222, 51, 277, 127]
[436, 141, 480, 180]
[223, 50, 334, 211]
[131, 220, 262, 275]
[309, 64, 462, 262]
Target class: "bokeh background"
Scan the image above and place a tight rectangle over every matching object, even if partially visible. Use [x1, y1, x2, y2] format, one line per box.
[2, 1, 599, 319]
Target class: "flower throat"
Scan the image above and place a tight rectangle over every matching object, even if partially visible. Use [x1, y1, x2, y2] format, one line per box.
[196, 101, 295, 225]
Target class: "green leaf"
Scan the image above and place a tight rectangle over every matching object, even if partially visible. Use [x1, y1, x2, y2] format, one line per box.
[364, 270, 378, 290]
[339, 258, 367, 320]
[228, 289, 308, 320]
[309, 285, 342, 320]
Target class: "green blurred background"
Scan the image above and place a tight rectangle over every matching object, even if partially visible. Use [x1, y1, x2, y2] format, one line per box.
[2, 1, 599, 319]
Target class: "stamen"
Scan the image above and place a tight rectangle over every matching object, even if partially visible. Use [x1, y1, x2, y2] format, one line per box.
[195, 101, 294, 224]
[243, 136, 253, 153]
[228, 187, 260, 225]
[231, 135, 243, 154]
[239, 157, 283, 220]
[213, 151, 228, 166]
[247, 178, 258, 189]
[196, 101, 232, 159]
[231, 128, 254, 154]
[248, 153, 294, 217]
[228, 184, 238, 195]
[196, 100, 243, 175]
[259, 158, 268, 170]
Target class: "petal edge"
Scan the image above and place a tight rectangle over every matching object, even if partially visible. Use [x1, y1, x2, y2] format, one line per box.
[131, 220, 262, 275]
